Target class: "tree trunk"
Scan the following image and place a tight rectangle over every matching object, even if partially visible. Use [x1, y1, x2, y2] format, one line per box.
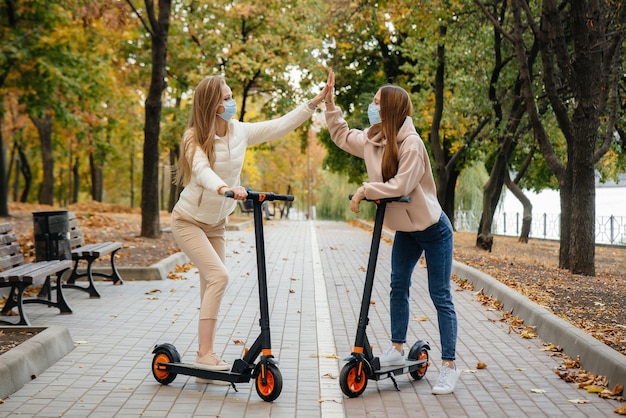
[72, 159, 79, 204]
[89, 153, 103, 202]
[140, 0, 172, 238]
[558, 171, 573, 270]
[504, 173, 532, 243]
[0, 126, 8, 217]
[130, 145, 135, 208]
[430, 26, 448, 209]
[168, 147, 180, 212]
[442, 169, 459, 228]
[11, 143, 19, 203]
[476, 135, 518, 251]
[31, 113, 54, 205]
[18, 145, 31, 203]
[568, 120, 597, 275]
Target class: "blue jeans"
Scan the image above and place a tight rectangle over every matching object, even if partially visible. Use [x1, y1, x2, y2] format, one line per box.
[390, 212, 457, 361]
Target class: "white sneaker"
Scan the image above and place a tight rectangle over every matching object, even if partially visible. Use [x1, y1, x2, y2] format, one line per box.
[432, 362, 460, 394]
[378, 346, 405, 367]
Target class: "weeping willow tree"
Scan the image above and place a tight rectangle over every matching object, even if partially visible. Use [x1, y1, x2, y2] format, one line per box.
[316, 171, 376, 221]
[455, 162, 490, 231]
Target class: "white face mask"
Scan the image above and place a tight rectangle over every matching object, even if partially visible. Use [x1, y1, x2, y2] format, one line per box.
[368, 104, 381, 125]
[218, 99, 237, 121]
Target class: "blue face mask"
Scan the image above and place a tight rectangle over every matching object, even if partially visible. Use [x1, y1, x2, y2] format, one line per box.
[368, 103, 381, 125]
[218, 99, 237, 121]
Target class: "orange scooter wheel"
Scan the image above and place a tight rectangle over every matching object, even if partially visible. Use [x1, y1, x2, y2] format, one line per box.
[151, 344, 180, 385]
[339, 360, 368, 398]
[410, 347, 429, 380]
[255, 363, 283, 402]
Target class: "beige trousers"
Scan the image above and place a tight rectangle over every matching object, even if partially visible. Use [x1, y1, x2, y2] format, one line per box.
[170, 207, 228, 320]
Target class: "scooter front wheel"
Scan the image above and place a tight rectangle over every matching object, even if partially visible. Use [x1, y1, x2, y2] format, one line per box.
[152, 343, 181, 385]
[255, 362, 283, 402]
[339, 360, 368, 398]
[408, 341, 430, 380]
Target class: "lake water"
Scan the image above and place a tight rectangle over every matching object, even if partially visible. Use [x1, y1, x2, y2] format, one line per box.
[455, 186, 626, 245]
[499, 186, 626, 218]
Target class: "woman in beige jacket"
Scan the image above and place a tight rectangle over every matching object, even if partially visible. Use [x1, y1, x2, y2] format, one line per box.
[324, 70, 460, 395]
[172, 74, 330, 379]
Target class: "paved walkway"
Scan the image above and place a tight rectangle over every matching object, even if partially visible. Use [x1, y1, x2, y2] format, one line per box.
[0, 219, 623, 417]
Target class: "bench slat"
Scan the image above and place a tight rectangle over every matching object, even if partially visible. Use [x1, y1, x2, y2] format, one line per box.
[72, 242, 122, 258]
[0, 260, 72, 282]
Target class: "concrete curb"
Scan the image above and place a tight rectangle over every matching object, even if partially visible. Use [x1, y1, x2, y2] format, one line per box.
[87, 251, 191, 281]
[0, 325, 74, 399]
[452, 261, 626, 387]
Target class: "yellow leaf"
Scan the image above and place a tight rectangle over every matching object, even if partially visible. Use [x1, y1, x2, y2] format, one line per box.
[477, 362, 487, 369]
[587, 385, 604, 393]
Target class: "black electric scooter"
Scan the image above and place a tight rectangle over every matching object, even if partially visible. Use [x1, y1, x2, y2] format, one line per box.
[151, 191, 294, 402]
[339, 196, 431, 398]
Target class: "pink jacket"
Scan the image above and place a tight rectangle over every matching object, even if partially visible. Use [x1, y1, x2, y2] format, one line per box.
[325, 107, 442, 232]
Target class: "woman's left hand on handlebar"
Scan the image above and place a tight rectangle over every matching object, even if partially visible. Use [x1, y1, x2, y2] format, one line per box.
[227, 186, 248, 200]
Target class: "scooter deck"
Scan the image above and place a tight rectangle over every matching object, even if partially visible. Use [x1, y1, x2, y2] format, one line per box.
[372, 359, 428, 381]
[157, 361, 252, 384]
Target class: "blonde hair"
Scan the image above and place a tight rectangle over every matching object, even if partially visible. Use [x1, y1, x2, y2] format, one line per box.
[379, 85, 413, 182]
[174, 76, 225, 186]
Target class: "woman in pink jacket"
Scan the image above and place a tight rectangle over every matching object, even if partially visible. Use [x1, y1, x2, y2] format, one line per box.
[324, 70, 460, 395]
[172, 74, 330, 381]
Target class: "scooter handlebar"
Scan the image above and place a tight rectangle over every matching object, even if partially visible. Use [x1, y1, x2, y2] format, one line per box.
[348, 195, 411, 203]
[225, 190, 294, 202]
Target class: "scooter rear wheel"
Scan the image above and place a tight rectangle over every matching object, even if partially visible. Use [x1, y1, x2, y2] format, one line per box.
[152, 344, 181, 385]
[255, 363, 283, 402]
[339, 360, 368, 398]
[408, 346, 429, 380]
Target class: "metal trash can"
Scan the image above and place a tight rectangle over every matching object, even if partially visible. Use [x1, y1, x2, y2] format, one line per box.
[33, 210, 71, 261]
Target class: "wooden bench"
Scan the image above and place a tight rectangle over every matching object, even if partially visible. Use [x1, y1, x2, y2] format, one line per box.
[63, 212, 123, 298]
[237, 199, 276, 220]
[237, 200, 254, 215]
[0, 223, 73, 326]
